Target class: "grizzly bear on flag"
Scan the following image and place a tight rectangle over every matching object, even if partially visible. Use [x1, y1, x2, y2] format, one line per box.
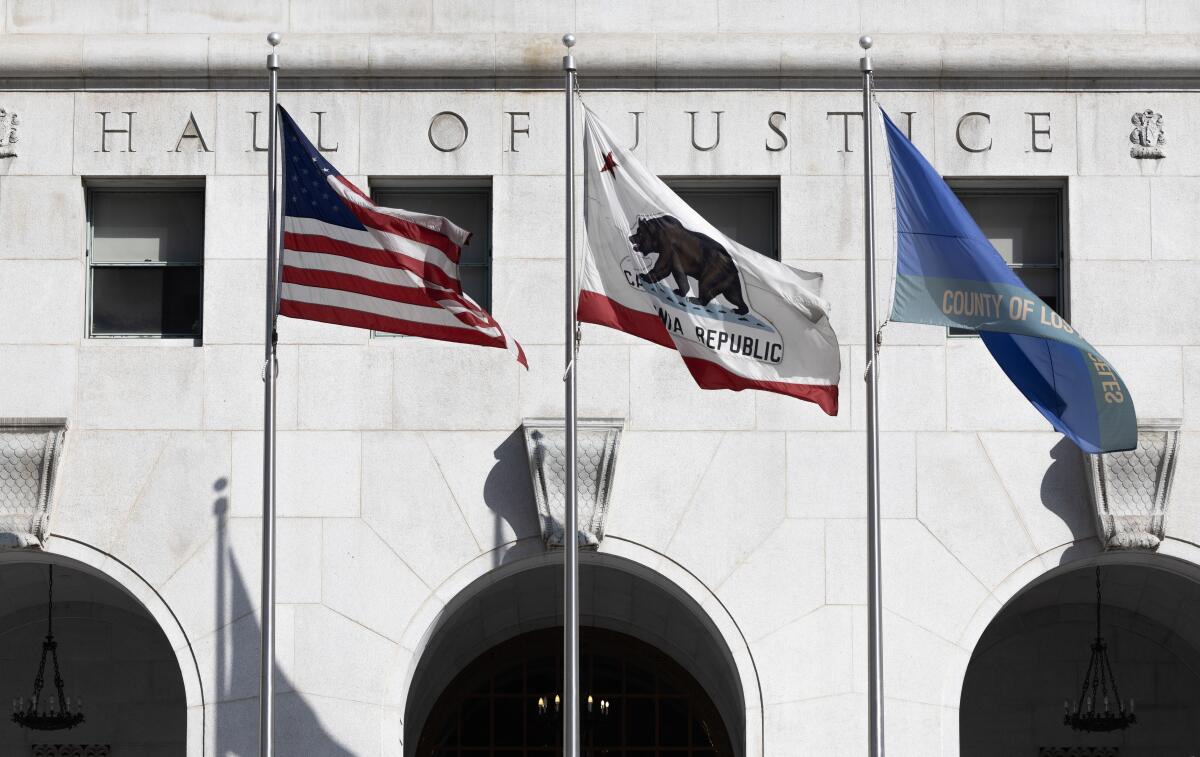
[630, 214, 751, 316]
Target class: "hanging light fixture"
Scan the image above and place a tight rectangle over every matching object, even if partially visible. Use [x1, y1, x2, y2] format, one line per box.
[11, 564, 85, 731]
[1063, 566, 1137, 733]
[535, 691, 611, 718]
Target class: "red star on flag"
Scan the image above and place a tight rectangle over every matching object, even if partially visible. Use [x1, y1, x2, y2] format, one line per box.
[600, 151, 619, 173]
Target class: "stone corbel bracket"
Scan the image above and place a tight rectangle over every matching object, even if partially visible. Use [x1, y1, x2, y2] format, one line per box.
[1088, 419, 1181, 551]
[521, 418, 623, 549]
[0, 418, 68, 549]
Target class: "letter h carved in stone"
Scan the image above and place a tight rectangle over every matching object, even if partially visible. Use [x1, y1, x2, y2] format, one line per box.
[96, 111, 135, 153]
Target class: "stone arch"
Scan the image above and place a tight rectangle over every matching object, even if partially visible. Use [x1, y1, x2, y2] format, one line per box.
[0, 535, 205, 755]
[391, 537, 764, 757]
[949, 539, 1200, 756]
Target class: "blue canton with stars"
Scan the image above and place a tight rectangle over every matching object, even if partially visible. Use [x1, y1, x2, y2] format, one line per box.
[279, 106, 366, 232]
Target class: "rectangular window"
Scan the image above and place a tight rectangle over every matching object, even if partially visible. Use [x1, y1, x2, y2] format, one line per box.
[665, 178, 780, 260]
[948, 181, 1067, 335]
[371, 180, 492, 312]
[87, 184, 205, 338]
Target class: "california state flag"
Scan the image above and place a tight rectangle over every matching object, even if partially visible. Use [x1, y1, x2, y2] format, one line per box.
[579, 110, 842, 415]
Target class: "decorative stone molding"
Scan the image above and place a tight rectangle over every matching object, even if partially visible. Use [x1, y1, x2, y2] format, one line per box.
[1129, 109, 1165, 159]
[521, 418, 623, 548]
[0, 107, 17, 158]
[0, 418, 68, 549]
[1088, 420, 1180, 551]
[4, 34, 1200, 85]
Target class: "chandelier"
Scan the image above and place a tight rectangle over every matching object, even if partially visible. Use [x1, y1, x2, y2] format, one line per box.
[1063, 566, 1136, 733]
[536, 692, 612, 718]
[11, 564, 85, 731]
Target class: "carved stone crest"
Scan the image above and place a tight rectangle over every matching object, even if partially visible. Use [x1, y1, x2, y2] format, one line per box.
[0, 107, 18, 158]
[1129, 109, 1165, 159]
[1087, 420, 1180, 551]
[521, 418, 623, 548]
[0, 418, 68, 548]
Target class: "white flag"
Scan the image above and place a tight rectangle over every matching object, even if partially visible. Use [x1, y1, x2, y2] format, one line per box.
[578, 109, 841, 415]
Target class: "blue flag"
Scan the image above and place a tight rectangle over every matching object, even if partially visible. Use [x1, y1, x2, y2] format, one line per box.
[881, 109, 1136, 453]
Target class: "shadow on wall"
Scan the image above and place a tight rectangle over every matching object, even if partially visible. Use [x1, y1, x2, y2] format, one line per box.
[211, 479, 354, 757]
[1040, 437, 1097, 564]
[482, 428, 541, 568]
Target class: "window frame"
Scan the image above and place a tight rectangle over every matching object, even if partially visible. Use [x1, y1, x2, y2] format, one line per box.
[662, 176, 782, 261]
[85, 179, 206, 340]
[368, 177, 493, 336]
[944, 177, 1070, 337]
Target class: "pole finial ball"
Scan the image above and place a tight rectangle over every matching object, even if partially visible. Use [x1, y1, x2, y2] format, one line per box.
[859, 35, 873, 50]
[563, 33, 577, 48]
[267, 32, 282, 46]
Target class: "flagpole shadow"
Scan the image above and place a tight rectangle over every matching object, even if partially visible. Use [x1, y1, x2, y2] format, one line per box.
[212, 481, 355, 757]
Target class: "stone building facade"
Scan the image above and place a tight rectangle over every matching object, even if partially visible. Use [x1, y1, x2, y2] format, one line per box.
[1, 2, 1198, 756]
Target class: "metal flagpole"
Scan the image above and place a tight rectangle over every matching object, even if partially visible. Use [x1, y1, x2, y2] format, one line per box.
[859, 35, 886, 757]
[260, 30, 282, 757]
[561, 31, 581, 757]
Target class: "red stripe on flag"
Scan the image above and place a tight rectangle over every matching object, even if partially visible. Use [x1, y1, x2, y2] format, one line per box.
[283, 231, 461, 293]
[579, 291, 837, 414]
[334, 179, 462, 263]
[281, 266, 494, 329]
[281, 298, 513, 352]
[577, 290, 673, 348]
[681, 357, 839, 416]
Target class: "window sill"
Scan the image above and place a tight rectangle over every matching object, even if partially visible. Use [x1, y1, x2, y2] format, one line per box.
[85, 336, 203, 347]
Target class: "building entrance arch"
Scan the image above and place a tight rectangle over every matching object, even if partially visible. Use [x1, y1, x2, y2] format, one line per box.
[960, 558, 1200, 756]
[0, 544, 200, 755]
[403, 552, 751, 757]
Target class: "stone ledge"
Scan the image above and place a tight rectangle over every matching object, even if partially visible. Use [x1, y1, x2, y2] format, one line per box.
[0, 33, 1199, 84]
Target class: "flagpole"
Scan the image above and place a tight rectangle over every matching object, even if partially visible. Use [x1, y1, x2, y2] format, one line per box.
[260, 30, 282, 757]
[561, 32, 581, 757]
[860, 35, 886, 757]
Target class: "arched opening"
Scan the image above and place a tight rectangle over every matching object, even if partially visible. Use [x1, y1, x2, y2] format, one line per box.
[404, 554, 748, 757]
[0, 559, 188, 755]
[960, 560, 1200, 756]
[417, 627, 734, 756]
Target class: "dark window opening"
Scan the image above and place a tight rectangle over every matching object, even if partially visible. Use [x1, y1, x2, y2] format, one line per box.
[87, 186, 205, 338]
[665, 179, 780, 261]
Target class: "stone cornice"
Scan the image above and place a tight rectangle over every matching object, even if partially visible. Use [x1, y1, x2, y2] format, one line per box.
[1, 33, 1199, 86]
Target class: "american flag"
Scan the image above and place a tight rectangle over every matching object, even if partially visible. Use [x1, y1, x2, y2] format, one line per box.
[277, 107, 526, 366]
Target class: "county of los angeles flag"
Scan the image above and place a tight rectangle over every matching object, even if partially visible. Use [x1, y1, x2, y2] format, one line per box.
[578, 110, 841, 414]
[881, 108, 1136, 453]
[278, 106, 526, 366]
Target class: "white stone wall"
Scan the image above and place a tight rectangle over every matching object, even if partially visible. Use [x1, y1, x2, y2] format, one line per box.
[9, 0, 1189, 35]
[2, 5, 1200, 754]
